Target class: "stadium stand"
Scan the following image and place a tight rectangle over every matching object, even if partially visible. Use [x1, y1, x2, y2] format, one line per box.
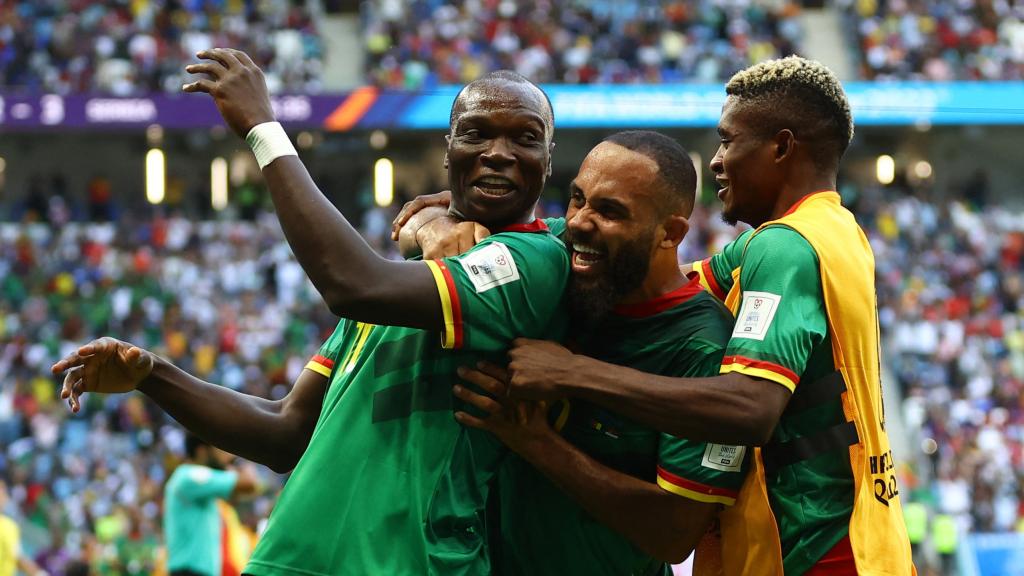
[0, 206, 401, 573]
[362, 0, 805, 87]
[843, 0, 1024, 80]
[0, 0, 323, 94]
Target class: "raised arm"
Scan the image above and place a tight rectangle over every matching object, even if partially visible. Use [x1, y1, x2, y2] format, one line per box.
[52, 337, 328, 473]
[183, 48, 441, 329]
[455, 366, 717, 562]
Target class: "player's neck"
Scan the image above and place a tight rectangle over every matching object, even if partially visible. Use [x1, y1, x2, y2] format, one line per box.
[769, 174, 836, 222]
[617, 258, 687, 307]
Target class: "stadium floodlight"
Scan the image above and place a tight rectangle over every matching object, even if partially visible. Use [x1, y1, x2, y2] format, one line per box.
[374, 158, 394, 207]
[913, 160, 933, 180]
[146, 148, 165, 204]
[876, 155, 895, 185]
[211, 157, 229, 211]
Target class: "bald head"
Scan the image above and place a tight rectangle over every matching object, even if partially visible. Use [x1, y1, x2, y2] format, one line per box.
[450, 71, 554, 142]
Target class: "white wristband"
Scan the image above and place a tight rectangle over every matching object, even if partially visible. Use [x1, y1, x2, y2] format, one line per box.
[245, 122, 298, 170]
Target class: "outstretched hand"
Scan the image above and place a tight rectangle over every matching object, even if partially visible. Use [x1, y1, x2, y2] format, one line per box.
[453, 363, 551, 455]
[183, 48, 275, 138]
[51, 337, 155, 413]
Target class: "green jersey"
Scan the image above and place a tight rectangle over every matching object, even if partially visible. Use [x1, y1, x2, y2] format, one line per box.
[245, 223, 569, 576]
[494, 219, 749, 576]
[697, 226, 855, 575]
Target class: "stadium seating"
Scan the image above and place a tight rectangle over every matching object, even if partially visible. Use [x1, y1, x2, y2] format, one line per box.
[362, 0, 805, 87]
[0, 0, 323, 94]
[844, 0, 1024, 80]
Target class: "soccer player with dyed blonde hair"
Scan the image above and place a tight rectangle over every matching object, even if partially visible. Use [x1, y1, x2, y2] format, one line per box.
[495, 56, 916, 575]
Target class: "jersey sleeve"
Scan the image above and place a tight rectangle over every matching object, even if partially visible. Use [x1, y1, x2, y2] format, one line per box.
[304, 320, 351, 379]
[425, 232, 569, 351]
[542, 217, 567, 238]
[656, 341, 749, 506]
[690, 228, 753, 302]
[178, 467, 239, 502]
[719, 226, 828, 392]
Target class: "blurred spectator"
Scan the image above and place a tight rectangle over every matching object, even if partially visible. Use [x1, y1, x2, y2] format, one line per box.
[363, 0, 805, 88]
[0, 0, 323, 95]
[844, 0, 1024, 80]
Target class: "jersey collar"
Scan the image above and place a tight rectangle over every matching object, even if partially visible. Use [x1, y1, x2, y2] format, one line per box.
[781, 190, 838, 217]
[612, 275, 704, 318]
[495, 219, 549, 234]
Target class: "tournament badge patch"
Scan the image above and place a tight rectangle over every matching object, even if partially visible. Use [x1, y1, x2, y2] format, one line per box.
[457, 242, 521, 293]
[701, 444, 746, 473]
[732, 291, 781, 341]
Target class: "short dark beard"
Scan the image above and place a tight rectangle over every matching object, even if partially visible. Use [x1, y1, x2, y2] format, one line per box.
[565, 228, 654, 326]
[721, 209, 739, 226]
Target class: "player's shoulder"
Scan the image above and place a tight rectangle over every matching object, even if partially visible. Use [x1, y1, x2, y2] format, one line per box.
[477, 227, 568, 266]
[745, 224, 818, 266]
[676, 291, 734, 347]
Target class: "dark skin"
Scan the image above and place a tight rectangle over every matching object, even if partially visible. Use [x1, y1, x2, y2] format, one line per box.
[411, 142, 716, 562]
[393, 95, 838, 446]
[50, 49, 553, 472]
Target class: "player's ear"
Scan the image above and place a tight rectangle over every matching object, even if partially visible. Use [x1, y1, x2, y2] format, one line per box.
[773, 129, 795, 163]
[444, 135, 451, 169]
[546, 141, 555, 178]
[660, 214, 689, 249]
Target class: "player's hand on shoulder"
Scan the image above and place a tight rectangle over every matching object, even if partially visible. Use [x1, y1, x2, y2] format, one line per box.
[391, 190, 454, 240]
[419, 217, 490, 260]
[51, 337, 155, 413]
[183, 48, 275, 138]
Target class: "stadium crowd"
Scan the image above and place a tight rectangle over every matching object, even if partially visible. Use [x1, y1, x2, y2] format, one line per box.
[843, 0, 1024, 80]
[0, 199, 389, 573]
[1, 177, 1021, 571]
[0, 0, 323, 95]
[362, 0, 804, 87]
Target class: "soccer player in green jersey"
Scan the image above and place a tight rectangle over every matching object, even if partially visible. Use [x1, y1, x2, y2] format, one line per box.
[487, 57, 913, 575]
[52, 53, 569, 575]
[396, 131, 749, 575]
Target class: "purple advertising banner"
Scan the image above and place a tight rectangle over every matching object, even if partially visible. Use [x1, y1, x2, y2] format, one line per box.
[0, 93, 351, 130]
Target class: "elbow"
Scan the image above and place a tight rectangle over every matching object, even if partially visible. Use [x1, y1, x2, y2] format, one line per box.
[268, 458, 297, 475]
[656, 544, 693, 565]
[646, 532, 695, 564]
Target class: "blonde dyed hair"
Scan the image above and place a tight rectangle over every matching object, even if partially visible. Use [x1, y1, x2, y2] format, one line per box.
[726, 56, 854, 168]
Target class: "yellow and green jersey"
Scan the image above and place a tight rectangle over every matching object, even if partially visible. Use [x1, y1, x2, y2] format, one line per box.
[492, 218, 748, 576]
[694, 225, 855, 575]
[244, 222, 569, 576]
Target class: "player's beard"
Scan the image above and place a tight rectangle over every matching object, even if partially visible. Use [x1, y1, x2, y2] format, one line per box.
[566, 229, 653, 327]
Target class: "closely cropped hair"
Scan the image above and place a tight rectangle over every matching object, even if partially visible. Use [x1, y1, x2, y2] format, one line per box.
[603, 130, 697, 217]
[449, 70, 555, 138]
[726, 56, 853, 169]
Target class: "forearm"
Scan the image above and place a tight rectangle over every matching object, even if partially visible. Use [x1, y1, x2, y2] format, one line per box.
[260, 156, 390, 313]
[516, 432, 708, 563]
[138, 357, 299, 471]
[557, 357, 777, 445]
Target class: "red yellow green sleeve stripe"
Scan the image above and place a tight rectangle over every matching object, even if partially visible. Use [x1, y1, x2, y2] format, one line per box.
[719, 355, 799, 392]
[304, 354, 335, 378]
[692, 258, 727, 302]
[656, 466, 738, 506]
[425, 260, 464, 349]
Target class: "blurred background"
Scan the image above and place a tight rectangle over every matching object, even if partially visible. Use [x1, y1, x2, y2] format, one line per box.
[0, 0, 1022, 574]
